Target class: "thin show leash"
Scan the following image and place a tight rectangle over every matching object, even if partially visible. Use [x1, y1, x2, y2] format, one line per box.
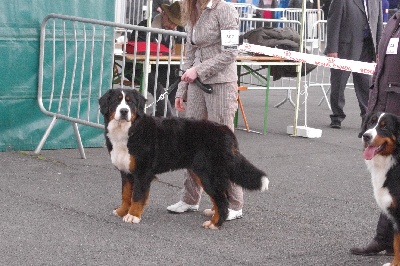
[145, 69, 213, 109]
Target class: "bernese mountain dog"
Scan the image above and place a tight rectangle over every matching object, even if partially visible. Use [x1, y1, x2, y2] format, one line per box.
[361, 112, 400, 266]
[99, 88, 269, 229]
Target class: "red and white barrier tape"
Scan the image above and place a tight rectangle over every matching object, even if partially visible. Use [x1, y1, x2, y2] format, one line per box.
[238, 43, 376, 75]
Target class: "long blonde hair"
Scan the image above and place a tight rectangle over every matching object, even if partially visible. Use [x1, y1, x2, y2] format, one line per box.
[181, 0, 210, 27]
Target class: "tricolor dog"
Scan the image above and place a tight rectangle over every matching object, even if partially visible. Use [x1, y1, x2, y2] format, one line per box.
[99, 88, 269, 229]
[361, 112, 400, 266]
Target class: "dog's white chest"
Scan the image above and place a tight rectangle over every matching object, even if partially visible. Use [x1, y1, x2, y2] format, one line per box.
[366, 155, 396, 212]
[107, 120, 132, 173]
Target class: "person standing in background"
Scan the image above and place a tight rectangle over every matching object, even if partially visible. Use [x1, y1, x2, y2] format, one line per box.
[167, 0, 245, 223]
[325, 0, 383, 129]
[321, 0, 332, 18]
[152, 0, 171, 19]
[125, 1, 185, 117]
[287, 0, 314, 8]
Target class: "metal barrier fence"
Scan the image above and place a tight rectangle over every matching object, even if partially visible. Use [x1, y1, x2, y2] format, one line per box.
[238, 17, 303, 108]
[35, 11, 329, 158]
[35, 13, 186, 158]
[124, 0, 147, 25]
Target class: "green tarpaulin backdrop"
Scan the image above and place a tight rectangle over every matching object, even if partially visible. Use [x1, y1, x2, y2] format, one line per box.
[0, 1, 114, 151]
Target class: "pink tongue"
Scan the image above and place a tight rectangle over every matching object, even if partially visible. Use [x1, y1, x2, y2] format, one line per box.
[363, 146, 379, 160]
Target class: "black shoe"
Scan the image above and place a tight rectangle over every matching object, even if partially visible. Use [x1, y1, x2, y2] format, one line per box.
[350, 239, 392, 256]
[330, 120, 341, 129]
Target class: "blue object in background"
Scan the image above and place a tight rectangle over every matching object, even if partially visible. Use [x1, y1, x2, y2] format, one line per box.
[388, 0, 400, 9]
[278, 0, 289, 8]
[275, 0, 289, 26]
[383, 0, 390, 22]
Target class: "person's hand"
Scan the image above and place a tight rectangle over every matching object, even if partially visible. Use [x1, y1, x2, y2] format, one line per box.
[175, 97, 185, 112]
[327, 52, 338, 58]
[181, 67, 198, 83]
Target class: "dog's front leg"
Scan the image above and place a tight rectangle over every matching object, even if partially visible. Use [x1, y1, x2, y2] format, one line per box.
[113, 172, 132, 217]
[123, 174, 153, 224]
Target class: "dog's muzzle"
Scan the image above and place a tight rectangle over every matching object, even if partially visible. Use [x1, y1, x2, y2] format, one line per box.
[118, 107, 130, 121]
[362, 133, 372, 145]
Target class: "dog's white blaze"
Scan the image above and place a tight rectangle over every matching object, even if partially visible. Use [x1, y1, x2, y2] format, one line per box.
[363, 112, 385, 144]
[107, 94, 132, 173]
[114, 91, 131, 121]
[366, 155, 397, 213]
[363, 127, 377, 142]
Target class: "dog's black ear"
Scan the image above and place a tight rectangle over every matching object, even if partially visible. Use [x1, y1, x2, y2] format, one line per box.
[133, 89, 146, 117]
[99, 89, 113, 115]
[359, 112, 372, 138]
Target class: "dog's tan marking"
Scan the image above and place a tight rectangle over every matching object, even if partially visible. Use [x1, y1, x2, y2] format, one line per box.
[127, 190, 150, 220]
[209, 199, 220, 227]
[113, 180, 132, 217]
[191, 171, 203, 188]
[109, 111, 115, 121]
[129, 155, 136, 173]
[373, 135, 397, 157]
[190, 171, 219, 229]
[203, 198, 219, 230]
[390, 232, 400, 266]
[392, 198, 398, 209]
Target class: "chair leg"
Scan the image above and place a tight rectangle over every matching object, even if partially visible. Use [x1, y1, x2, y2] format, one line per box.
[237, 94, 250, 132]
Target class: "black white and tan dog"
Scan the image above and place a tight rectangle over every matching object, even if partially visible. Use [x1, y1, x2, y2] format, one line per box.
[361, 112, 400, 266]
[99, 88, 269, 229]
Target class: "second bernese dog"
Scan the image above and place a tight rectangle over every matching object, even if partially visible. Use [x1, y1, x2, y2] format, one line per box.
[361, 112, 400, 265]
[99, 88, 269, 229]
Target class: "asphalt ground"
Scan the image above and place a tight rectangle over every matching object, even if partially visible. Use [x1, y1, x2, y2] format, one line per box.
[0, 86, 391, 265]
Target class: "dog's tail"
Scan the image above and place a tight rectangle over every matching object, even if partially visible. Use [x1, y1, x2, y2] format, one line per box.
[229, 153, 269, 191]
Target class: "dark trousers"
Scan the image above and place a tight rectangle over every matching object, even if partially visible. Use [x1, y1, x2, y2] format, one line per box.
[329, 38, 374, 122]
[125, 63, 179, 117]
[374, 213, 394, 248]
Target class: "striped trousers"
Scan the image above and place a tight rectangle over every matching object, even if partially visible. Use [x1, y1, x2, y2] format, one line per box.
[180, 80, 244, 211]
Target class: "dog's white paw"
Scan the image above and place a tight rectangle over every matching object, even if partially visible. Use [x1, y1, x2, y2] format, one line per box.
[261, 176, 269, 191]
[113, 209, 119, 217]
[382, 263, 391, 266]
[202, 220, 219, 230]
[123, 214, 141, 223]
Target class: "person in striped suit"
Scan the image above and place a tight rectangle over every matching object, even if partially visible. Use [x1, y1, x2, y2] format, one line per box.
[167, 0, 245, 221]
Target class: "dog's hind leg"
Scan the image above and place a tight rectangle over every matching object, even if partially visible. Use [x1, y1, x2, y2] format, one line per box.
[113, 172, 133, 217]
[202, 193, 229, 230]
[388, 231, 400, 266]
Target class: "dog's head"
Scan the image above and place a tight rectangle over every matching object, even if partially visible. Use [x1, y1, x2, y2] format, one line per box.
[360, 112, 400, 160]
[99, 88, 146, 123]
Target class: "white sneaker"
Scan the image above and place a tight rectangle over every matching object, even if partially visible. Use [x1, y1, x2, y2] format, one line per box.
[202, 208, 243, 220]
[167, 201, 199, 213]
[226, 208, 243, 221]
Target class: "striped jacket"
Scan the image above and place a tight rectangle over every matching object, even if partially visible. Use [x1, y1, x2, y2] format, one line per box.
[176, 0, 239, 99]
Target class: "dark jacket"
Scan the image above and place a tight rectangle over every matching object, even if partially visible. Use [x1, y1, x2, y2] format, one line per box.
[243, 27, 316, 80]
[367, 10, 400, 116]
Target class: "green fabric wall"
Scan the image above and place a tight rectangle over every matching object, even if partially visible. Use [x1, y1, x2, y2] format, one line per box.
[0, 1, 114, 151]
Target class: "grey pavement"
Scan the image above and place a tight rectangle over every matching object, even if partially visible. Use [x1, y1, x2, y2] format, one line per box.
[0, 87, 390, 265]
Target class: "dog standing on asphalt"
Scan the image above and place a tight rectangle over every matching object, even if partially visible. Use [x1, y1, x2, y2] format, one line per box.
[99, 88, 269, 229]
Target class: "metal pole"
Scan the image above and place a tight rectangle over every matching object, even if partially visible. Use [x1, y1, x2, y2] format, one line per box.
[292, 0, 307, 136]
